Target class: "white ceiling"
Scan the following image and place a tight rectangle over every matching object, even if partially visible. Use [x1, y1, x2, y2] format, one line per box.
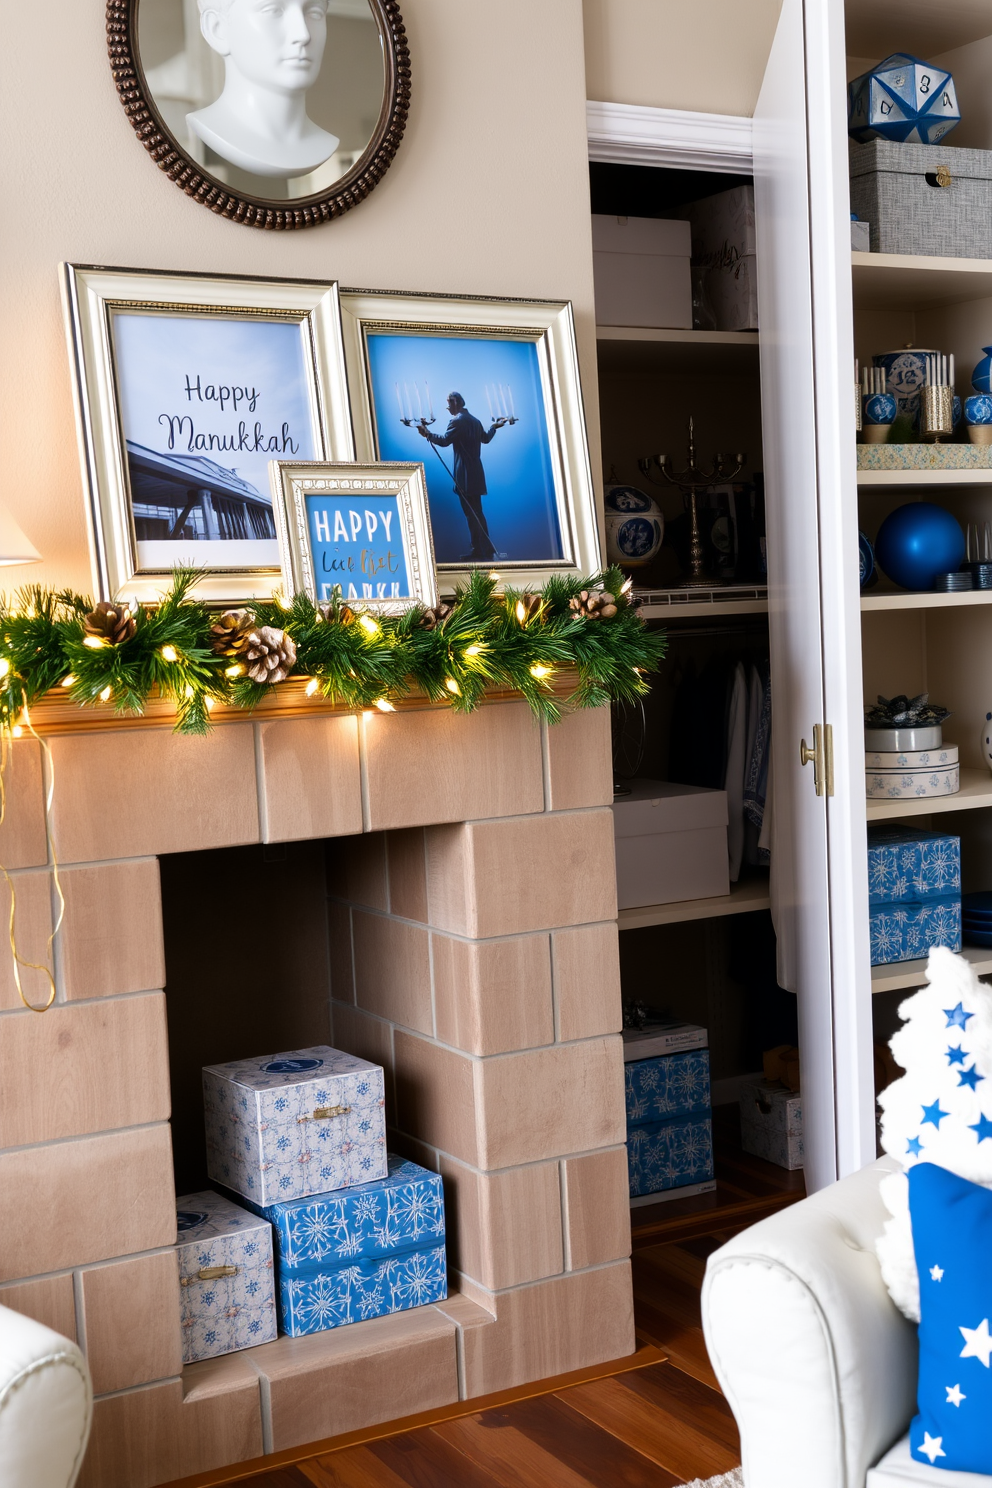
[846, 0, 992, 58]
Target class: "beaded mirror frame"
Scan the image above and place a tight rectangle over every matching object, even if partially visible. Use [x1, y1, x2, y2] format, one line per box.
[106, 0, 411, 231]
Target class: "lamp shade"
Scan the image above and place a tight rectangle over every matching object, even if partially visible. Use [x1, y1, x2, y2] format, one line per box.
[0, 507, 40, 565]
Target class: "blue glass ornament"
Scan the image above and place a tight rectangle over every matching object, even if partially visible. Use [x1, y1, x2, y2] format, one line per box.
[965, 394, 992, 426]
[859, 532, 876, 590]
[875, 503, 965, 591]
[863, 392, 897, 425]
[972, 347, 992, 394]
[848, 54, 960, 145]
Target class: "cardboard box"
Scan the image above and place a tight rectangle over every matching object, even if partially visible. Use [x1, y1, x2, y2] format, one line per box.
[869, 898, 961, 966]
[683, 184, 759, 330]
[624, 1047, 711, 1126]
[592, 215, 692, 329]
[203, 1046, 387, 1207]
[740, 1080, 803, 1170]
[850, 140, 992, 259]
[622, 1021, 708, 1058]
[246, 1155, 446, 1336]
[626, 1115, 714, 1198]
[176, 1190, 277, 1363]
[612, 780, 729, 910]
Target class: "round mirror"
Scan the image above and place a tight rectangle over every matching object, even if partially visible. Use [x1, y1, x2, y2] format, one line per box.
[107, 0, 409, 228]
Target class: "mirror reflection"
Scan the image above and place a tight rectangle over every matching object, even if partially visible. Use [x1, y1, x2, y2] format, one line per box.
[138, 0, 386, 200]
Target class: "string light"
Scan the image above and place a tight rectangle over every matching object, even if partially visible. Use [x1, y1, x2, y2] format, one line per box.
[514, 601, 527, 624]
[445, 678, 461, 696]
[99, 686, 112, 702]
[359, 615, 379, 636]
[224, 663, 243, 679]
[0, 660, 9, 677]
[184, 684, 195, 700]
[530, 663, 552, 680]
[11, 724, 22, 738]
[374, 698, 395, 713]
[305, 679, 319, 697]
[205, 697, 215, 712]
[160, 645, 178, 662]
[83, 636, 106, 650]
[60, 674, 75, 688]
[488, 571, 500, 580]
[465, 644, 483, 657]
[620, 576, 634, 595]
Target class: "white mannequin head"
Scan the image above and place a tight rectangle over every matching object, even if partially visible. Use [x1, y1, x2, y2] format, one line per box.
[198, 0, 329, 96]
[187, 0, 339, 177]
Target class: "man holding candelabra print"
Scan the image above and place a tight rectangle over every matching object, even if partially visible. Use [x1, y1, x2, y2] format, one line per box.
[417, 392, 509, 562]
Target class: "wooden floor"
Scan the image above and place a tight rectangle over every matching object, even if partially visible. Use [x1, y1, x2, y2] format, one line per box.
[172, 1111, 802, 1488]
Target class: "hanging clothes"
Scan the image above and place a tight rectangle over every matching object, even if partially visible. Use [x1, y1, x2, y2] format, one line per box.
[744, 666, 772, 866]
[724, 661, 748, 881]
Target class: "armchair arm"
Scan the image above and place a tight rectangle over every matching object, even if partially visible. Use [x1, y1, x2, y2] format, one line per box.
[0, 1304, 92, 1488]
[702, 1158, 917, 1488]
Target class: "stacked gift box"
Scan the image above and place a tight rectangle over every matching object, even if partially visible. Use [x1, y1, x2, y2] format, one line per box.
[867, 826, 961, 965]
[177, 1045, 447, 1362]
[622, 1022, 715, 1204]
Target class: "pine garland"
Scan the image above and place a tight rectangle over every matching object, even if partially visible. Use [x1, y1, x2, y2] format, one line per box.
[0, 567, 666, 736]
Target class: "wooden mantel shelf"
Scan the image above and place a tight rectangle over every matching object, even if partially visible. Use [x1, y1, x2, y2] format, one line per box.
[21, 674, 581, 737]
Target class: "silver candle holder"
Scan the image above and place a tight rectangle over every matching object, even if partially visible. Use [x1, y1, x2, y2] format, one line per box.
[920, 353, 955, 442]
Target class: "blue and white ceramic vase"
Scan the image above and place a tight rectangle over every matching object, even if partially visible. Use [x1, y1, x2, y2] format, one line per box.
[862, 392, 897, 443]
[972, 347, 992, 395]
[604, 485, 665, 569]
[965, 394, 992, 446]
[873, 349, 936, 429]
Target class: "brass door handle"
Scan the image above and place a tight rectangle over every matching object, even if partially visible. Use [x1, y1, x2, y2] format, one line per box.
[800, 723, 834, 797]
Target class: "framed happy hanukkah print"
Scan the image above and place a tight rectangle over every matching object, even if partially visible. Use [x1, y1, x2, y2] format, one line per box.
[338, 290, 602, 593]
[62, 264, 354, 606]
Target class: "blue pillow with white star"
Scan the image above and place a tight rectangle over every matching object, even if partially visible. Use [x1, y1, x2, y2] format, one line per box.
[909, 1161, 992, 1473]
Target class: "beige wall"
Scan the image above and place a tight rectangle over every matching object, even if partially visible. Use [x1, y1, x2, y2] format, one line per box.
[0, 0, 598, 596]
[583, 0, 783, 117]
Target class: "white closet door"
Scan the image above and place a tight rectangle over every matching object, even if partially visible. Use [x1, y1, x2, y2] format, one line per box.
[754, 0, 875, 1192]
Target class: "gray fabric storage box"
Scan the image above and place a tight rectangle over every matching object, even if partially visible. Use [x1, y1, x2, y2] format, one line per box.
[849, 140, 992, 258]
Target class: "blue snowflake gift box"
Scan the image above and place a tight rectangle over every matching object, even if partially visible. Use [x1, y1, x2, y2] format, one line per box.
[245, 1155, 447, 1336]
[623, 1024, 714, 1200]
[176, 1190, 277, 1364]
[203, 1046, 387, 1207]
[868, 827, 961, 966]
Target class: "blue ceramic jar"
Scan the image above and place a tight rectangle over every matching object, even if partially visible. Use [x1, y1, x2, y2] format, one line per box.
[972, 347, 992, 395]
[965, 394, 992, 425]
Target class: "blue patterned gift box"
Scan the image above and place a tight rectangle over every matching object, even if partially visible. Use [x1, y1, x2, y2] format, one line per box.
[869, 898, 962, 966]
[244, 1155, 447, 1336]
[623, 1030, 713, 1199]
[203, 1046, 387, 1207]
[176, 1190, 277, 1364]
[626, 1117, 714, 1199]
[867, 827, 960, 904]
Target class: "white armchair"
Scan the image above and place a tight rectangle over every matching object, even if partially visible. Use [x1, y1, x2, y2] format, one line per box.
[701, 1156, 992, 1487]
[0, 1304, 92, 1488]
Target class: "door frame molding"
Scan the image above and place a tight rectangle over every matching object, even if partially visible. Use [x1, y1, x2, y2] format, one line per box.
[586, 100, 753, 173]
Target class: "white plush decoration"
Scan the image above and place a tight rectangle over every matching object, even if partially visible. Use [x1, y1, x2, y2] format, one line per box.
[876, 946, 992, 1320]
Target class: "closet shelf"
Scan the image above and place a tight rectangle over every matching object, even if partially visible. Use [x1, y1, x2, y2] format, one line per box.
[861, 589, 992, 612]
[635, 584, 768, 620]
[617, 876, 770, 931]
[857, 469, 992, 488]
[852, 251, 992, 310]
[596, 327, 759, 347]
[596, 326, 759, 374]
[871, 944, 992, 995]
[865, 768, 992, 822]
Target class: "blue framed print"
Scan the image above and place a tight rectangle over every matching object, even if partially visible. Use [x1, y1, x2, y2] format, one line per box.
[63, 265, 354, 606]
[269, 461, 438, 615]
[339, 291, 601, 594]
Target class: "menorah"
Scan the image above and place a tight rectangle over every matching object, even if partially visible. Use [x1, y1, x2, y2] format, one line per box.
[638, 418, 745, 588]
[393, 381, 520, 428]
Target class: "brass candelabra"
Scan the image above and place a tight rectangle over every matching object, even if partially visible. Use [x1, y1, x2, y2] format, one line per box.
[638, 418, 745, 588]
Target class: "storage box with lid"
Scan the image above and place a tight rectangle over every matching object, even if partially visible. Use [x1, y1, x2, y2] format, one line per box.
[592, 215, 692, 329]
[623, 1023, 714, 1201]
[867, 826, 961, 966]
[203, 1045, 387, 1207]
[849, 140, 992, 258]
[176, 1190, 277, 1363]
[244, 1155, 446, 1336]
[612, 780, 729, 910]
[684, 184, 758, 330]
[740, 1080, 803, 1170]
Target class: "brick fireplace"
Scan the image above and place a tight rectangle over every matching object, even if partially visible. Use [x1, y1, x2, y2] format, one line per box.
[0, 696, 634, 1487]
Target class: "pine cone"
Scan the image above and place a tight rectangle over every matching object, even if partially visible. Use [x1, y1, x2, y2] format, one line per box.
[513, 593, 544, 624]
[569, 589, 618, 621]
[210, 608, 256, 658]
[83, 601, 136, 645]
[419, 601, 454, 631]
[319, 602, 356, 625]
[242, 626, 297, 684]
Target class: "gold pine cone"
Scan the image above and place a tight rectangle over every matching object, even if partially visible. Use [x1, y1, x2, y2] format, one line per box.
[419, 601, 455, 631]
[210, 609, 256, 657]
[569, 590, 618, 621]
[242, 626, 297, 685]
[83, 601, 137, 645]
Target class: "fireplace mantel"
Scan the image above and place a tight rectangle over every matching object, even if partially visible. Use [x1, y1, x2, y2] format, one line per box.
[0, 697, 633, 1488]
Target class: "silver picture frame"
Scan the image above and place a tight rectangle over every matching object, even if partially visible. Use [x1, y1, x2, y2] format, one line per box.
[269, 460, 438, 615]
